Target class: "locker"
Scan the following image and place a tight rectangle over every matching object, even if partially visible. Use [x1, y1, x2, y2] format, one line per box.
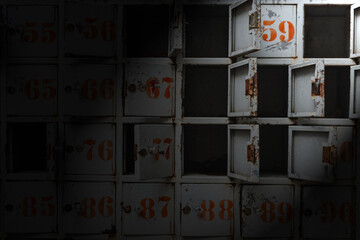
[181, 184, 234, 236]
[7, 5, 58, 57]
[350, 65, 360, 118]
[64, 124, 115, 175]
[302, 186, 354, 238]
[228, 124, 259, 182]
[228, 58, 257, 117]
[63, 182, 115, 234]
[4, 182, 57, 233]
[124, 61, 175, 117]
[122, 183, 174, 235]
[241, 185, 294, 238]
[350, 3, 360, 58]
[64, 3, 116, 57]
[63, 64, 115, 116]
[7, 65, 57, 116]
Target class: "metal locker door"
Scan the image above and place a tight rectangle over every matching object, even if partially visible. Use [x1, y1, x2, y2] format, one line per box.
[246, 4, 297, 58]
[63, 182, 115, 234]
[168, 0, 182, 57]
[64, 124, 115, 175]
[228, 124, 259, 182]
[302, 186, 354, 238]
[335, 127, 356, 179]
[63, 64, 115, 116]
[350, 3, 360, 58]
[64, 3, 116, 57]
[181, 184, 234, 237]
[349, 65, 360, 118]
[241, 185, 294, 238]
[7, 65, 57, 116]
[124, 61, 175, 117]
[122, 183, 174, 235]
[4, 182, 57, 233]
[229, 0, 261, 57]
[7, 5, 57, 57]
[228, 58, 257, 117]
[288, 60, 325, 117]
[288, 126, 336, 182]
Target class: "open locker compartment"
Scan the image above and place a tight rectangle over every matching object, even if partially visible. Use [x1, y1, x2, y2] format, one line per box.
[351, 3, 360, 58]
[229, 0, 261, 58]
[350, 65, 360, 118]
[228, 124, 259, 182]
[288, 60, 325, 118]
[228, 58, 257, 117]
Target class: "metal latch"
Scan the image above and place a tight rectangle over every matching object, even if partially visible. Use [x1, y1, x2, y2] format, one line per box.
[247, 144, 256, 163]
[245, 77, 256, 96]
[322, 146, 336, 164]
[249, 11, 259, 30]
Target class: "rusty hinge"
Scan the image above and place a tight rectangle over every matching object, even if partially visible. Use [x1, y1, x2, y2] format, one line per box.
[322, 146, 336, 164]
[247, 144, 256, 164]
[245, 77, 257, 96]
[311, 78, 324, 97]
[249, 11, 259, 30]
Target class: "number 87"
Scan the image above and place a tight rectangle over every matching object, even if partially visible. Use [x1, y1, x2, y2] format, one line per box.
[262, 20, 295, 43]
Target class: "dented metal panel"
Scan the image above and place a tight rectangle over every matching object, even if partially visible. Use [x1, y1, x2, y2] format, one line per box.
[246, 4, 297, 58]
[7, 65, 57, 116]
[124, 61, 175, 117]
[122, 183, 174, 235]
[229, 0, 261, 57]
[350, 3, 360, 58]
[181, 184, 234, 236]
[228, 124, 259, 182]
[349, 65, 360, 118]
[288, 60, 325, 117]
[7, 5, 58, 57]
[302, 186, 354, 238]
[288, 126, 336, 182]
[228, 58, 257, 117]
[65, 124, 115, 175]
[63, 64, 115, 116]
[64, 3, 116, 57]
[4, 182, 57, 233]
[135, 124, 174, 180]
[63, 182, 115, 234]
[241, 185, 294, 238]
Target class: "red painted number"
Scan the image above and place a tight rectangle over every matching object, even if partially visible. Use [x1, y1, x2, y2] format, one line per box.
[25, 79, 56, 100]
[219, 199, 233, 220]
[199, 199, 233, 221]
[321, 202, 353, 223]
[22, 196, 55, 217]
[262, 20, 294, 42]
[139, 196, 171, 220]
[261, 201, 293, 223]
[23, 20, 56, 43]
[81, 197, 113, 219]
[82, 78, 114, 100]
[151, 138, 173, 160]
[99, 196, 113, 217]
[83, 139, 113, 161]
[80, 18, 115, 41]
[145, 77, 173, 99]
[200, 200, 215, 221]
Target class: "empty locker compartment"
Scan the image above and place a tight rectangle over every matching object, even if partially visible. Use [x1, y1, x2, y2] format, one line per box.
[184, 65, 227, 117]
[184, 5, 228, 57]
[304, 5, 350, 58]
[183, 125, 227, 175]
[123, 124, 135, 175]
[6, 123, 56, 174]
[257, 65, 288, 117]
[124, 5, 169, 57]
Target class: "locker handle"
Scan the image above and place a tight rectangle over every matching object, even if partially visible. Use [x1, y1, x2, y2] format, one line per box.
[182, 206, 191, 215]
[243, 207, 251, 216]
[122, 205, 131, 213]
[127, 83, 136, 93]
[64, 204, 72, 212]
[7, 86, 15, 94]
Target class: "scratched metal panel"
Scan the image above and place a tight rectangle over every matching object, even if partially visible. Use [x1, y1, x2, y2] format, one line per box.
[228, 58, 257, 117]
[288, 60, 325, 117]
[63, 64, 115, 116]
[246, 5, 297, 58]
[122, 183, 174, 235]
[64, 3, 116, 57]
[65, 124, 115, 175]
[4, 182, 57, 233]
[7, 5, 57, 57]
[229, 0, 261, 57]
[349, 65, 360, 118]
[228, 124, 259, 182]
[302, 186, 354, 238]
[241, 185, 294, 238]
[350, 3, 360, 58]
[125, 62, 175, 116]
[7, 65, 57, 116]
[63, 182, 115, 234]
[135, 124, 174, 180]
[181, 184, 234, 236]
[334, 127, 356, 179]
[288, 126, 336, 182]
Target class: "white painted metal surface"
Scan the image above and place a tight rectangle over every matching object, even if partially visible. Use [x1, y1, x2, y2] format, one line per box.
[124, 61, 175, 116]
[288, 60, 325, 117]
[63, 64, 115, 116]
[228, 124, 259, 182]
[241, 185, 294, 238]
[7, 65, 57, 116]
[228, 58, 257, 116]
[122, 183, 174, 235]
[64, 124, 115, 175]
[350, 65, 360, 118]
[350, 3, 360, 58]
[335, 127, 356, 179]
[135, 124, 174, 180]
[181, 184, 234, 236]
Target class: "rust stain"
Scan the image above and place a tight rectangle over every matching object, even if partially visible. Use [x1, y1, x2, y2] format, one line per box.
[311, 78, 324, 97]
